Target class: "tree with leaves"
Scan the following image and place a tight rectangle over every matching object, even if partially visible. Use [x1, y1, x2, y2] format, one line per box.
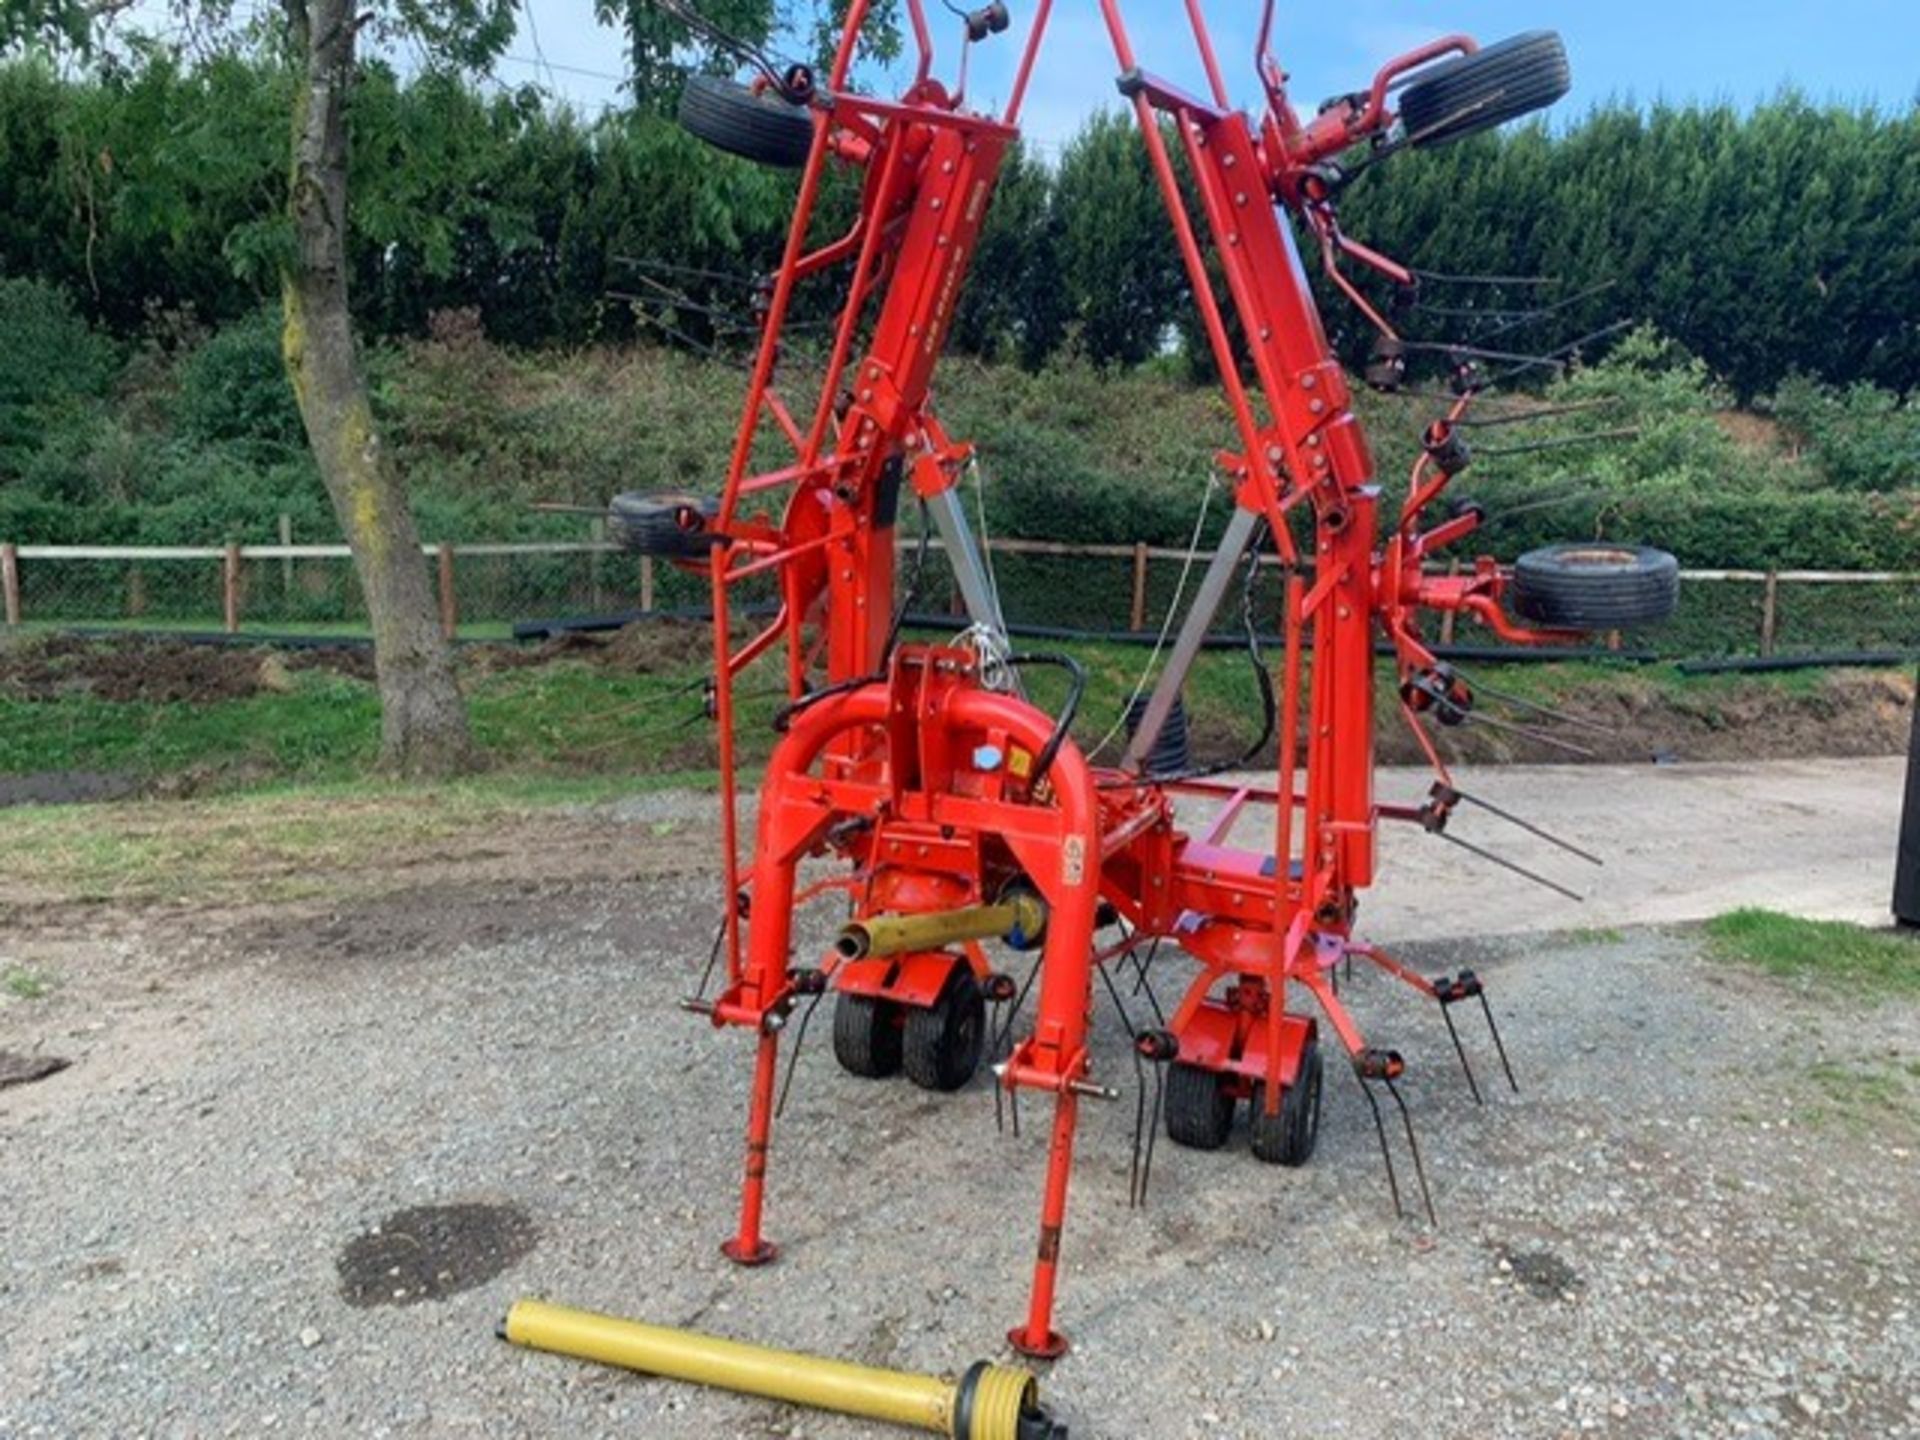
[1053, 110, 1182, 367]
[1, 0, 520, 773]
[273, 0, 528, 774]
[0, 0, 862, 776]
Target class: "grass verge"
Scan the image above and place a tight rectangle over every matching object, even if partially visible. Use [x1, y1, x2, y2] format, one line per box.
[0, 625, 1903, 804]
[1703, 908, 1920, 1001]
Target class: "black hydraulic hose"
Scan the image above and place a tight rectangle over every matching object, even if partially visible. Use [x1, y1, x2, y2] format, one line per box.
[770, 672, 873, 734]
[1676, 651, 1914, 675]
[1006, 652, 1086, 786]
[769, 503, 931, 735]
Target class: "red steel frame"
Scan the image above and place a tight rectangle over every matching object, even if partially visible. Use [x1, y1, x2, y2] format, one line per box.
[682, 0, 1579, 1358]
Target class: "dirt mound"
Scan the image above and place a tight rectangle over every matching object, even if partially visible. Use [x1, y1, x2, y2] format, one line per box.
[1183, 666, 1915, 770]
[465, 619, 716, 677]
[285, 646, 377, 684]
[0, 635, 373, 705]
[1375, 666, 1915, 766]
[0, 635, 266, 704]
[599, 618, 715, 672]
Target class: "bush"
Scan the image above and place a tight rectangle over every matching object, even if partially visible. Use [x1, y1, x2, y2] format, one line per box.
[0, 277, 117, 467]
[1768, 374, 1920, 493]
[171, 307, 305, 453]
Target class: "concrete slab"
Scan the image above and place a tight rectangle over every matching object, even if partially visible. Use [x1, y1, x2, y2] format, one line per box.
[1197, 756, 1907, 942]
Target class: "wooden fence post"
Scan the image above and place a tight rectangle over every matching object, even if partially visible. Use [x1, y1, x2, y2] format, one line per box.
[278, 512, 294, 602]
[2, 543, 19, 627]
[222, 543, 242, 634]
[1130, 542, 1149, 632]
[640, 556, 655, 613]
[437, 543, 458, 641]
[1760, 571, 1779, 658]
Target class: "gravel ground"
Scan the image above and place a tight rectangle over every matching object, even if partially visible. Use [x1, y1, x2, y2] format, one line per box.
[3, 792, 1919, 1438]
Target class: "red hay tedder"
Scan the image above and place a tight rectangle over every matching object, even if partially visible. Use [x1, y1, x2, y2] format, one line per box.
[630, 0, 1680, 1360]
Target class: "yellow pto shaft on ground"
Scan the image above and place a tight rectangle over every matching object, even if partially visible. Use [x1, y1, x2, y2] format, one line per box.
[501, 1300, 1065, 1440]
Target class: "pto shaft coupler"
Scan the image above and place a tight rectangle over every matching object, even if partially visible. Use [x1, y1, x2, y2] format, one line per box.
[837, 894, 1048, 962]
[501, 1300, 1066, 1440]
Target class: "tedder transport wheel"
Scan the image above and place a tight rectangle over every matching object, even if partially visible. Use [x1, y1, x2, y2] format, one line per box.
[1398, 31, 1571, 149]
[678, 74, 814, 168]
[832, 993, 902, 1079]
[902, 967, 986, 1092]
[1165, 1062, 1235, 1150]
[607, 492, 717, 559]
[1509, 543, 1680, 629]
[1250, 1038, 1323, 1167]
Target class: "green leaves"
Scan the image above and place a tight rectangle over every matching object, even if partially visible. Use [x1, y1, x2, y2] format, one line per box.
[1053, 111, 1182, 367]
[0, 277, 117, 472]
[1342, 95, 1920, 399]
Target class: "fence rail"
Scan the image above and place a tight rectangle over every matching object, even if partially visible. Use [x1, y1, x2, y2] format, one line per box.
[3, 535, 1919, 660]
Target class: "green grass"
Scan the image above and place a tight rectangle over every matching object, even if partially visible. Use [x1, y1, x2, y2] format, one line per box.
[1803, 1057, 1920, 1132]
[0, 624, 1882, 806]
[0, 657, 761, 790]
[0, 671, 382, 778]
[2, 965, 54, 1000]
[1703, 908, 1920, 1000]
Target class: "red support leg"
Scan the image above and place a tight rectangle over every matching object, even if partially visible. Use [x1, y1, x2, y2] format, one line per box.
[723, 1030, 782, 1267]
[1009, 1091, 1080, 1359]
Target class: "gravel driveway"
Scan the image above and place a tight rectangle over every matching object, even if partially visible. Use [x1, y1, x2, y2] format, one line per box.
[3, 785, 1918, 1439]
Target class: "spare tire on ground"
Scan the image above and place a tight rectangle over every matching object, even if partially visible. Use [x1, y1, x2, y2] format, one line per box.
[607, 492, 718, 559]
[678, 74, 815, 168]
[1398, 31, 1571, 148]
[1509, 543, 1680, 629]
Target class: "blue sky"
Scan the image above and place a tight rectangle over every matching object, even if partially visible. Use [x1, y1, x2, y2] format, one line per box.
[493, 0, 1918, 151]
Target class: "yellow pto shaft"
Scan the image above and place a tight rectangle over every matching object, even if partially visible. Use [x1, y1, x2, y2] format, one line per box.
[836, 894, 1047, 961]
[501, 1299, 1064, 1440]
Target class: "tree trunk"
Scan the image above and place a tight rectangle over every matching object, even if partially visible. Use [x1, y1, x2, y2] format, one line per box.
[281, 0, 473, 777]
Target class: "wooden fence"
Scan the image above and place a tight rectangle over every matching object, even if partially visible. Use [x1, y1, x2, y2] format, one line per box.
[2, 536, 1918, 658]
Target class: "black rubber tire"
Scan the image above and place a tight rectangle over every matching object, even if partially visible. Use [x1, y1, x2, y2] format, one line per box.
[903, 968, 987, 1092]
[607, 492, 716, 559]
[1250, 1039, 1323, 1167]
[1509, 543, 1680, 629]
[832, 992, 902, 1079]
[1398, 31, 1570, 149]
[1165, 1062, 1235, 1150]
[678, 74, 814, 168]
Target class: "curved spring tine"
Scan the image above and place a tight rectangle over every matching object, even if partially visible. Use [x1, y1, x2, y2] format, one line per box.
[1438, 1001, 1482, 1105]
[1355, 1073, 1403, 1218]
[1480, 990, 1519, 1094]
[1384, 1076, 1438, 1227]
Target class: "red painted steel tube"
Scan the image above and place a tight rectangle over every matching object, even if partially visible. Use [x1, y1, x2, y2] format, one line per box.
[1182, 0, 1231, 107]
[1002, 0, 1054, 124]
[1010, 1092, 1079, 1359]
[724, 1031, 783, 1266]
[1274, 572, 1305, 925]
[1096, 0, 1283, 529]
